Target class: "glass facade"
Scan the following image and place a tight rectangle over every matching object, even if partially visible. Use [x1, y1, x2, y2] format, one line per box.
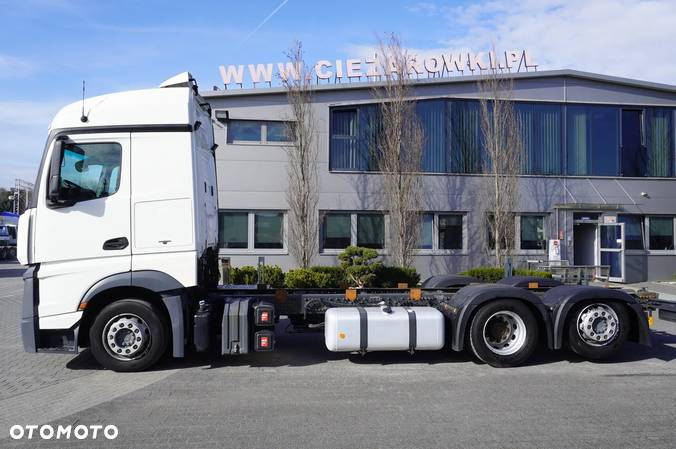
[517, 104, 563, 175]
[566, 105, 619, 176]
[329, 101, 676, 178]
[646, 108, 674, 177]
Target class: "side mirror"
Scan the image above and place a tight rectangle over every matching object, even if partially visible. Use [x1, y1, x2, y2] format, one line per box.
[46, 139, 74, 208]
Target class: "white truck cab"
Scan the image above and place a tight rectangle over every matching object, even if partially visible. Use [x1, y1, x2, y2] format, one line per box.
[19, 73, 220, 370]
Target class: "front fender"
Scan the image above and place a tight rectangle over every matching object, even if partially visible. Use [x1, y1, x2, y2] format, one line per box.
[447, 284, 552, 352]
[542, 285, 650, 349]
[79, 270, 186, 357]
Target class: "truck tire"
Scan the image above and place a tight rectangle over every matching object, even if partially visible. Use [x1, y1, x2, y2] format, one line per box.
[468, 300, 539, 367]
[566, 301, 629, 360]
[8, 247, 16, 259]
[89, 299, 169, 372]
[0, 247, 6, 259]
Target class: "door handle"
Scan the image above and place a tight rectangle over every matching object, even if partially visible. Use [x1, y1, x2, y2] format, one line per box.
[103, 237, 129, 250]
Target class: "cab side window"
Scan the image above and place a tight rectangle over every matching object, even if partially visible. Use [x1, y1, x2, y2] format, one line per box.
[59, 142, 122, 202]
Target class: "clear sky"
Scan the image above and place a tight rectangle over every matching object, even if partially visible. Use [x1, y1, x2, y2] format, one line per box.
[1, 0, 675, 187]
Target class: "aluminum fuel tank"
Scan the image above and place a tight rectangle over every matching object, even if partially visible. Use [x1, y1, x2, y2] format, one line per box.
[324, 306, 445, 352]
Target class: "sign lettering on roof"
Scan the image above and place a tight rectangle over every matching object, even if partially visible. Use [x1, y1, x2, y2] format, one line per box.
[219, 50, 536, 88]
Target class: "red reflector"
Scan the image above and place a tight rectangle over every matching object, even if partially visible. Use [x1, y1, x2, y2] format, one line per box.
[261, 311, 269, 323]
[260, 336, 269, 348]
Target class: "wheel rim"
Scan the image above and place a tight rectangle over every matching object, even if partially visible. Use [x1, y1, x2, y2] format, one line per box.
[102, 313, 152, 361]
[482, 310, 527, 356]
[576, 303, 619, 347]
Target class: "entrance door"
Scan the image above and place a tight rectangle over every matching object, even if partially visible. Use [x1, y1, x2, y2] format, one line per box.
[598, 223, 625, 282]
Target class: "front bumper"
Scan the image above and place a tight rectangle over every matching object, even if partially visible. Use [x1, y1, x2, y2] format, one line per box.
[21, 266, 38, 352]
[21, 265, 79, 354]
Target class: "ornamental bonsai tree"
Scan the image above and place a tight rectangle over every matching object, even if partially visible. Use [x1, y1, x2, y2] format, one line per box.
[337, 246, 382, 288]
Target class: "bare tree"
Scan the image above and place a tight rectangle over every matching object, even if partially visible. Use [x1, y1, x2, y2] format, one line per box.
[372, 34, 425, 268]
[281, 41, 319, 268]
[478, 63, 523, 267]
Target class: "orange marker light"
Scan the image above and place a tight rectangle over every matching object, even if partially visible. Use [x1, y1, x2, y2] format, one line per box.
[274, 289, 288, 304]
[345, 289, 357, 302]
[528, 282, 539, 289]
[409, 288, 422, 301]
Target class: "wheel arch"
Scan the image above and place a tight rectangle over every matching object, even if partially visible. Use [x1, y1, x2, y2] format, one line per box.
[449, 284, 552, 352]
[77, 271, 186, 357]
[542, 285, 650, 349]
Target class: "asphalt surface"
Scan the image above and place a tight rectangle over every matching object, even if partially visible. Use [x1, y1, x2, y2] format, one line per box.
[1, 260, 675, 448]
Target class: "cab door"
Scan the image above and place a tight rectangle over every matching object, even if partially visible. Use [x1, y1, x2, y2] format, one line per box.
[33, 133, 131, 321]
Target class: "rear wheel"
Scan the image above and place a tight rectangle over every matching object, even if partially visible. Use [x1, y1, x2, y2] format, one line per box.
[0, 247, 6, 259]
[566, 301, 629, 360]
[89, 299, 169, 372]
[468, 300, 539, 367]
[8, 247, 16, 259]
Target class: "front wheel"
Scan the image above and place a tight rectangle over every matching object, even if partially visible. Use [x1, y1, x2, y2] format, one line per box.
[566, 302, 629, 360]
[468, 300, 539, 367]
[89, 299, 169, 372]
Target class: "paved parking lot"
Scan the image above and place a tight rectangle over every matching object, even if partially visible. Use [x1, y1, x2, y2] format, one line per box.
[1, 260, 675, 448]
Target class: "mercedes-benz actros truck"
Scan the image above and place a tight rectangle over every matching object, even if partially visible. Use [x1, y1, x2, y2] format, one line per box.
[17, 73, 676, 372]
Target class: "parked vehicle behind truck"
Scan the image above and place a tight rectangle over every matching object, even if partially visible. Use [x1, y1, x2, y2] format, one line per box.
[0, 211, 18, 260]
[17, 73, 676, 372]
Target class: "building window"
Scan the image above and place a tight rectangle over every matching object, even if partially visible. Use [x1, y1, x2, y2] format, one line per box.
[647, 216, 674, 250]
[645, 108, 674, 177]
[357, 214, 385, 249]
[227, 120, 291, 144]
[487, 214, 515, 250]
[266, 121, 290, 142]
[418, 213, 434, 249]
[219, 212, 248, 249]
[329, 107, 378, 171]
[417, 100, 448, 172]
[320, 212, 385, 251]
[438, 214, 463, 250]
[519, 215, 546, 250]
[618, 215, 644, 250]
[218, 210, 285, 252]
[450, 100, 483, 174]
[323, 213, 352, 249]
[566, 105, 619, 176]
[254, 212, 284, 249]
[517, 103, 563, 175]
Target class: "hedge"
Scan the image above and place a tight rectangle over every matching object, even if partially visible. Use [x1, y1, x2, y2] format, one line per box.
[374, 266, 420, 288]
[459, 267, 552, 283]
[227, 265, 285, 287]
[284, 268, 333, 289]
